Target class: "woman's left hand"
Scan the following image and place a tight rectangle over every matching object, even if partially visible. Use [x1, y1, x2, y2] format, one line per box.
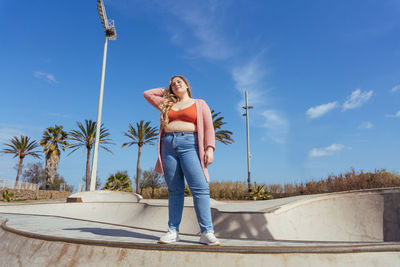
[204, 147, 214, 166]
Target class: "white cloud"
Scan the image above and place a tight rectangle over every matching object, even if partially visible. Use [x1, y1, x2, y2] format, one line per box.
[358, 121, 374, 129]
[307, 89, 373, 119]
[385, 111, 400, 118]
[34, 71, 58, 84]
[391, 85, 400, 92]
[232, 58, 267, 107]
[309, 144, 345, 158]
[0, 128, 25, 143]
[155, 1, 233, 60]
[182, 15, 233, 60]
[343, 89, 373, 110]
[306, 102, 338, 119]
[260, 110, 289, 144]
[231, 56, 289, 144]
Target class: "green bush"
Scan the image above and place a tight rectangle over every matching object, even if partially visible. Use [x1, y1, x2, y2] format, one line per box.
[2, 190, 14, 202]
[247, 182, 273, 201]
[102, 171, 133, 192]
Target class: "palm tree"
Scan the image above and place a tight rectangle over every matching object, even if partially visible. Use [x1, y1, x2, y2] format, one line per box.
[1, 136, 41, 185]
[40, 125, 68, 189]
[211, 110, 234, 145]
[122, 120, 158, 194]
[102, 171, 132, 192]
[67, 120, 113, 191]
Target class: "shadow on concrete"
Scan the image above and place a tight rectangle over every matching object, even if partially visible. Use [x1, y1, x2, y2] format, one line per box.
[212, 209, 274, 240]
[383, 193, 400, 241]
[63, 228, 159, 241]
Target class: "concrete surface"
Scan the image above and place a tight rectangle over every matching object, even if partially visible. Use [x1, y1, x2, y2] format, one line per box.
[1, 188, 400, 266]
[2, 225, 399, 267]
[68, 191, 143, 202]
[2, 188, 400, 241]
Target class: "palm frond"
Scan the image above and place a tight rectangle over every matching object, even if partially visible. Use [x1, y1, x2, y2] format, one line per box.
[216, 130, 234, 145]
[40, 125, 69, 157]
[66, 119, 114, 155]
[1, 135, 41, 159]
[211, 110, 234, 145]
[122, 120, 158, 149]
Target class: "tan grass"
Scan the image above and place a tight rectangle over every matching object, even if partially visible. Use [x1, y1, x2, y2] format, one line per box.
[141, 169, 400, 200]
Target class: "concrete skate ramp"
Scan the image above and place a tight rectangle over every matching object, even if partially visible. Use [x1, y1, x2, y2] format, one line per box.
[0, 188, 399, 242]
[213, 187, 400, 242]
[2, 224, 399, 267]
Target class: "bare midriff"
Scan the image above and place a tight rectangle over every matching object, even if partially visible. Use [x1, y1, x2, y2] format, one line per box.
[163, 121, 197, 133]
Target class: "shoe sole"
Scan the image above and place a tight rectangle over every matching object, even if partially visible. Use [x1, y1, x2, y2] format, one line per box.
[158, 237, 181, 244]
[199, 238, 221, 246]
[199, 242, 221, 246]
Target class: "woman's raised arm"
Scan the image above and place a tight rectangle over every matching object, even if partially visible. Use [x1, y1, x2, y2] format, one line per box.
[143, 88, 165, 110]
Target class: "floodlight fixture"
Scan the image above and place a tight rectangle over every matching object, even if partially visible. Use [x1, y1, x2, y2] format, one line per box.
[97, 0, 117, 40]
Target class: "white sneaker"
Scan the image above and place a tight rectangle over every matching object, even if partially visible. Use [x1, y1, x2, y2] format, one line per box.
[158, 228, 180, 244]
[199, 231, 220, 246]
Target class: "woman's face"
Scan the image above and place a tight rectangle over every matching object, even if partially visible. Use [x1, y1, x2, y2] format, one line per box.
[170, 77, 188, 96]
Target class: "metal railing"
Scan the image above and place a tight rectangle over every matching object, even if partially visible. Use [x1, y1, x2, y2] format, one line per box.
[0, 179, 39, 191]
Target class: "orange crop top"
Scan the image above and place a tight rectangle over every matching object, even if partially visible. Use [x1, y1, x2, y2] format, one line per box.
[168, 103, 197, 124]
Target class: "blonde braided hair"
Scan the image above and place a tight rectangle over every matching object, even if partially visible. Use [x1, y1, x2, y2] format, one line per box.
[159, 75, 192, 129]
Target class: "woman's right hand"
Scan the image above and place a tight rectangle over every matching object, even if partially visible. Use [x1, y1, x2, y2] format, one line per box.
[204, 147, 214, 166]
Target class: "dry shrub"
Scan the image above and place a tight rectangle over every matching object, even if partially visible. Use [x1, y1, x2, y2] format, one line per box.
[140, 169, 400, 200]
[283, 184, 296, 197]
[141, 186, 169, 199]
[209, 181, 248, 200]
[267, 184, 283, 197]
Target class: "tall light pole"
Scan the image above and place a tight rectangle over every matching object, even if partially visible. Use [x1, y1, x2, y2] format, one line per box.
[242, 91, 253, 195]
[90, 0, 117, 191]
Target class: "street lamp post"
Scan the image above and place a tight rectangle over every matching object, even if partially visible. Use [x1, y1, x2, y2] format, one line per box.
[89, 0, 117, 191]
[242, 91, 253, 195]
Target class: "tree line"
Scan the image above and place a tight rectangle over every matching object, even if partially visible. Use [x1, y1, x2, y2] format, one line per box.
[1, 110, 234, 193]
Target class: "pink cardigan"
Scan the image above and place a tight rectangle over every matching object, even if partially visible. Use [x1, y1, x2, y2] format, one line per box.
[143, 88, 215, 182]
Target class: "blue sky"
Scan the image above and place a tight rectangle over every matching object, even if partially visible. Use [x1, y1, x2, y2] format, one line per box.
[1, 0, 399, 189]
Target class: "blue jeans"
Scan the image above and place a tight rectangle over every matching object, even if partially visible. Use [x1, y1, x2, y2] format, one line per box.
[161, 132, 214, 233]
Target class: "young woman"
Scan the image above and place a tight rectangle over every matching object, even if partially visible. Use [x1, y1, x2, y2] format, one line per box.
[143, 75, 220, 246]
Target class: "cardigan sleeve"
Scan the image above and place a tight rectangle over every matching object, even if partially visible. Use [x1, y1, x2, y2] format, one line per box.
[201, 100, 216, 151]
[143, 88, 165, 110]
